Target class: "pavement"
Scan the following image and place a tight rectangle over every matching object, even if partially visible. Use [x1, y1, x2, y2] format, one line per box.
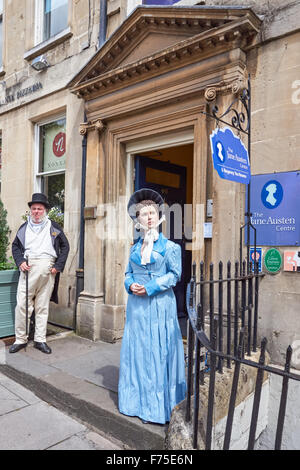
[0, 330, 172, 450]
[0, 371, 123, 450]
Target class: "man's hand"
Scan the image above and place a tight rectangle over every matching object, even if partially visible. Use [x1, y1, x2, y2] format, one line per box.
[19, 261, 30, 272]
[51, 267, 59, 275]
[130, 283, 147, 296]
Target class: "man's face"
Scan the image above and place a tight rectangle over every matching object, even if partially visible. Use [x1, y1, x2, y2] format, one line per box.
[30, 204, 46, 223]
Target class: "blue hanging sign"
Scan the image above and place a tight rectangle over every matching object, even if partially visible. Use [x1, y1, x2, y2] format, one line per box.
[246, 171, 300, 246]
[210, 127, 251, 184]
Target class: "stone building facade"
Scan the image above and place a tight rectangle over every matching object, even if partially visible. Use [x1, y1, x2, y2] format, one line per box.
[1, 1, 300, 371]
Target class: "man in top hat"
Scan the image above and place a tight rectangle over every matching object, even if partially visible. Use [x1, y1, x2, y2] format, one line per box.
[9, 193, 69, 354]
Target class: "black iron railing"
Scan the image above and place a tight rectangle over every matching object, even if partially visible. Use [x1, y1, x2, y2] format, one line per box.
[185, 260, 300, 450]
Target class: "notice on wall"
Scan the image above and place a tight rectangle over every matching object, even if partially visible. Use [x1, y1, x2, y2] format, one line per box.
[264, 248, 282, 274]
[246, 171, 300, 246]
[249, 247, 263, 272]
[284, 251, 300, 272]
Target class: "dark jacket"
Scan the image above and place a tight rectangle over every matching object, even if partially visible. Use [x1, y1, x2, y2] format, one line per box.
[12, 220, 70, 304]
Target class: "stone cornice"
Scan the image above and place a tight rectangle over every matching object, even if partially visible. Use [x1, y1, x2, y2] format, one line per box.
[69, 6, 261, 101]
[71, 20, 258, 100]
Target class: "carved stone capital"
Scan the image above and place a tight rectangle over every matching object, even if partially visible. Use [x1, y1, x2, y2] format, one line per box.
[79, 119, 106, 135]
[204, 78, 248, 102]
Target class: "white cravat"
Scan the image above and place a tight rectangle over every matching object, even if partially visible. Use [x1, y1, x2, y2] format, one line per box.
[25, 218, 57, 259]
[135, 215, 165, 265]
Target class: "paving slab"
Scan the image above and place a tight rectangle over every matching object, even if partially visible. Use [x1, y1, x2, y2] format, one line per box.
[5, 348, 57, 378]
[0, 384, 29, 416]
[1, 333, 167, 450]
[48, 430, 122, 450]
[53, 349, 120, 392]
[0, 401, 86, 450]
[0, 373, 41, 406]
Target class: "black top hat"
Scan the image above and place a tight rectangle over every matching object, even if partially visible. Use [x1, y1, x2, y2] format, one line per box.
[127, 188, 164, 220]
[28, 193, 51, 209]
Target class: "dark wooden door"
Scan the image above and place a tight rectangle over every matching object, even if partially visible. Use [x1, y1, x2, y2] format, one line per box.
[135, 155, 191, 318]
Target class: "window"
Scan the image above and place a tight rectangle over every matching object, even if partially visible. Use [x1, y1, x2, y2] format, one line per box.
[35, 0, 68, 45]
[35, 117, 66, 212]
[0, 0, 3, 68]
[43, 0, 68, 41]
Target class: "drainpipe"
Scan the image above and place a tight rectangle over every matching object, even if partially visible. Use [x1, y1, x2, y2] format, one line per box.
[98, 0, 108, 48]
[75, 112, 87, 330]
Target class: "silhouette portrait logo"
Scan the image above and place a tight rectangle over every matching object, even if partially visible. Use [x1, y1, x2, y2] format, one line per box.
[215, 141, 226, 162]
[261, 180, 283, 209]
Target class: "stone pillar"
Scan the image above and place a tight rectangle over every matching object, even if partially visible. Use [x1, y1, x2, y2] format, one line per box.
[76, 119, 126, 343]
[76, 120, 105, 341]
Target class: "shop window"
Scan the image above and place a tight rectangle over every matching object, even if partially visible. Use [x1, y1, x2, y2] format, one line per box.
[36, 117, 66, 212]
[35, 0, 68, 45]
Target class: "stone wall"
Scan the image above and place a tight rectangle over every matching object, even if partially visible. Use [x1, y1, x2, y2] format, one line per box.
[257, 366, 300, 450]
[166, 350, 269, 450]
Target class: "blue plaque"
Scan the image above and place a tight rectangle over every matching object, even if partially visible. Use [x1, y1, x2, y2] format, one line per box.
[246, 171, 300, 246]
[210, 127, 250, 184]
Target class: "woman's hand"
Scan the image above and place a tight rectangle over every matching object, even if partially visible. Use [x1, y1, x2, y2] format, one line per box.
[130, 283, 147, 296]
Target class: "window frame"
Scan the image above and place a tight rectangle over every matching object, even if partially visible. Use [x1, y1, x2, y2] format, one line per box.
[34, 113, 66, 196]
[0, 0, 5, 75]
[34, 0, 70, 48]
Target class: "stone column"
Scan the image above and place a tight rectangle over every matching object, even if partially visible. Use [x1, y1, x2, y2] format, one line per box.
[76, 119, 126, 343]
[76, 120, 106, 341]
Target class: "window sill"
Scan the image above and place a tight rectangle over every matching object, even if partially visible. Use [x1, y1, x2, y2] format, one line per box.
[24, 27, 73, 61]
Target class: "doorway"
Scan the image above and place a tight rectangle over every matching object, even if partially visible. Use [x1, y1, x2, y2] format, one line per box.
[133, 143, 194, 336]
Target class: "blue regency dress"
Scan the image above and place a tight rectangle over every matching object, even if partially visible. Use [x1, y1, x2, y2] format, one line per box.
[118, 232, 186, 424]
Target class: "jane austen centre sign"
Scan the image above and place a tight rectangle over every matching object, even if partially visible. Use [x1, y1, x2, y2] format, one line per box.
[247, 171, 300, 246]
[210, 127, 251, 184]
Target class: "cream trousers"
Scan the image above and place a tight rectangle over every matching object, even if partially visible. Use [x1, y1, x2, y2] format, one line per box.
[14, 258, 56, 344]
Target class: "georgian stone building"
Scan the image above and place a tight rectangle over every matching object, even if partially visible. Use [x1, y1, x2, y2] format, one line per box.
[1, 1, 300, 372]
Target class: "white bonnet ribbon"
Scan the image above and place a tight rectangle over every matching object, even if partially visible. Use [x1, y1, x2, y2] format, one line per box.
[135, 215, 165, 265]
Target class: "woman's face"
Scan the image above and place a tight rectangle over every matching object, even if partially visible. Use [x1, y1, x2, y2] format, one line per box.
[138, 204, 159, 230]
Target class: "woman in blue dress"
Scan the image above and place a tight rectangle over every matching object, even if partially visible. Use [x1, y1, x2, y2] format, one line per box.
[118, 188, 186, 424]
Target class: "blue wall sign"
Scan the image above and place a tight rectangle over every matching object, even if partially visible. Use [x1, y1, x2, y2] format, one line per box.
[210, 127, 250, 184]
[246, 171, 300, 246]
